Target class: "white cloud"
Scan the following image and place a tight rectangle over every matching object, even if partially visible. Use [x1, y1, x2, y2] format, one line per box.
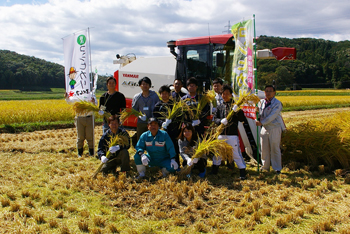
[1, 0, 350, 75]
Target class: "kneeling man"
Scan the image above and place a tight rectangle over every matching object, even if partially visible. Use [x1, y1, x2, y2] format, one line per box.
[97, 115, 131, 176]
[134, 118, 178, 179]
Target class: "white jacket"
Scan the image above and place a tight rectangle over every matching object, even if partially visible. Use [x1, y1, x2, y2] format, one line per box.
[258, 97, 286, 131]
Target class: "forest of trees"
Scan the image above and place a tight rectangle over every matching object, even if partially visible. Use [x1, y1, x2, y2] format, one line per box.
[1, 36, 350, 91]
[0, 50, 65, 90]
[256, 36, 350, 90]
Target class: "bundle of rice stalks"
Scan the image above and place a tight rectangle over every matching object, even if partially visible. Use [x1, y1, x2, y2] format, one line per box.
[72, 101, 110, 119]
[120, 108, 144, 124]
[214, 92, 260, 138]
[156, 92, 162, 101]
[193, 90, 217, 119]
[180, 134, 233, 175]
[92, 134, 129, 178]
[160, 99, 193, 121]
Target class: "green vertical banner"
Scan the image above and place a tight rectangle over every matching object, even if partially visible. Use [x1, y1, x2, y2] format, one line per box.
[231, 18, 254, 97]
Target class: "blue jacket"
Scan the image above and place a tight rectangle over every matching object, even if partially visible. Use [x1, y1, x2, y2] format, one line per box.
[136, 129, 176, 160]
[258, 97, 286, 131]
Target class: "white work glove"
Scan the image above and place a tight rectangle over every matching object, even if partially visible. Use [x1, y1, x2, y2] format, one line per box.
[170, 159, 179, 170]
[139, 114, 147, 121]
[192, 158, 199, 164]
[220, 118, 228, 126]
[212, 156, 222, 166]
[101, 156, 108, 164]
[192, 119, 201, 126]
[232, 105, 239, 112]
[98, 110, 104, 116]
[186, 158, 193, 167]
[141, 154, 150, 166]
[212, 107, 217, 113]
[162, 119, 172, 129]
[109, 145, 120, 153]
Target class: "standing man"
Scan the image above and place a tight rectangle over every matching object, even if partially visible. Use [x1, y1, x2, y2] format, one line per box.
[97, 115, 130, 177]
[213, 85, 247, 179]
[99, 77, 126, 133]
[171, 78, 186, 101]
[134, 118, 178, 179]
[65, 93, 97, 157]
[132, 77, 160, 143]
[181, 77, 210, 138]
[256, 85, 286, 174]
[153, 85, 181, 167]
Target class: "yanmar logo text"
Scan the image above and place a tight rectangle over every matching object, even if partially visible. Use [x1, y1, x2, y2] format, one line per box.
[123, 73, 139, 78]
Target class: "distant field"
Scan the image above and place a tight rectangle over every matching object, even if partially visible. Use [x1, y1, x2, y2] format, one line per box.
[279, 95, 350, 111]
[277, 89, 350, 96]
[1, 89, 350, 132]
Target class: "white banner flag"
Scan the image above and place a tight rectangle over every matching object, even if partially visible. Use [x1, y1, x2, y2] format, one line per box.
[63, 30, 91, 102]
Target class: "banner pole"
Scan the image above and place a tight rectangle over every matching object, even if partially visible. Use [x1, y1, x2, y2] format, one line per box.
[253, 14, 260, 173]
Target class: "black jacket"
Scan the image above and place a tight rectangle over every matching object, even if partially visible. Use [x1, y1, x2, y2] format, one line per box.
[97, 128, 130, 159]
[99, 92, 126, 121]
[214, 99, 246, 136]
[153, 100, 182, 139]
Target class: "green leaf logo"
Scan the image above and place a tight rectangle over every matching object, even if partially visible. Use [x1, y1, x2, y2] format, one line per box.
[77, 35, 86, 45]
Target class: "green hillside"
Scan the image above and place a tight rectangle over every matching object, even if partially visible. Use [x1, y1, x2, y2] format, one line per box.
[256, 36, 350, 90]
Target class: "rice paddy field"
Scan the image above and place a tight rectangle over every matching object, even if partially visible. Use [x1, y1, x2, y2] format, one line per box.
[0, 89, 350, 233]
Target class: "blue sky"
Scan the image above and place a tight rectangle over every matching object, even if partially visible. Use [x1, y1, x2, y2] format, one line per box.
[1, 0, 349, 75]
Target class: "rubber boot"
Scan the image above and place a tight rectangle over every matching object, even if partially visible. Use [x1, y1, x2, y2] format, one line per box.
[89, 148, 94, 157]
[78, 148, 84, 158]
[198, 168, 206, 178]
[239, 169, 246, 180]
[136, 165, 146, 179]
[210, 165, 219, 175]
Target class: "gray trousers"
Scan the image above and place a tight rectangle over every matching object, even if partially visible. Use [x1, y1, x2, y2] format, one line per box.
[75, 115, 94, 149]
[260, 127, 282, 171]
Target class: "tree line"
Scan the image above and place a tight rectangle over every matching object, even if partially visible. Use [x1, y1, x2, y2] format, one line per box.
[1, 35, 350, 91]
[256, 36, 350, 90]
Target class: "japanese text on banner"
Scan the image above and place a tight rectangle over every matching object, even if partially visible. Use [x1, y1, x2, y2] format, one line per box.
[63, 30, 91, 102]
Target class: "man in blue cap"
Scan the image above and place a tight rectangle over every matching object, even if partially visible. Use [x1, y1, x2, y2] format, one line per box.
[134, 117, 178, 179]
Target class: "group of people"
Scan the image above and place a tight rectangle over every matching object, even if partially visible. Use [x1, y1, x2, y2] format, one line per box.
[69, 75, 285, 179]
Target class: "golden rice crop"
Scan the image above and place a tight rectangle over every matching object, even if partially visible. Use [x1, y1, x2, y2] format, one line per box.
[279, 89, 350, 94]
[72, 101, 110, 119]
[0, 100, 75, 125]
[279, 96, 350, 108]
[193, 90, 216, 119]
[120, 108, 143, 124]
[282, 111, 350, 169]
[180, 134, 233, 175]
[159, 99, 193, 121]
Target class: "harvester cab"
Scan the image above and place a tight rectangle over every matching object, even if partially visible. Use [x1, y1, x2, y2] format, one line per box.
[167, 34, 235, 92]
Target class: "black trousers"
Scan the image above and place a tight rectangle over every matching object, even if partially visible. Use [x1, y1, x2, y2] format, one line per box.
[182, 158, 207, 173]
[101, 149, 130, 174]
